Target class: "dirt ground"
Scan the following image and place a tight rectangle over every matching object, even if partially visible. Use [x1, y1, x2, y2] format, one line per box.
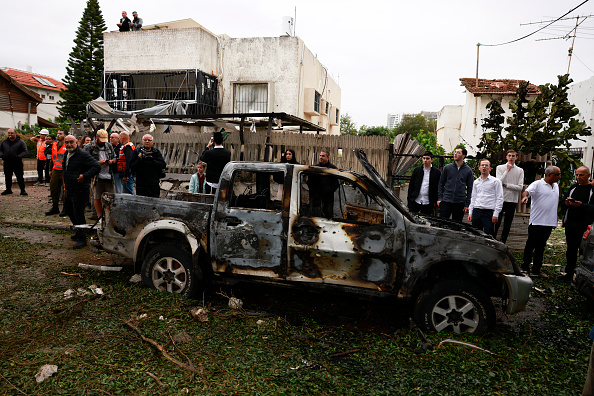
[0, 183, 546, 332]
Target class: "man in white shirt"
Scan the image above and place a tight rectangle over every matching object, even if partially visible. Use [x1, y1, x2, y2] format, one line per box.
[521, 166, 561, 276]
[495, 150, 525, 243]
[468, 159, 503, 236]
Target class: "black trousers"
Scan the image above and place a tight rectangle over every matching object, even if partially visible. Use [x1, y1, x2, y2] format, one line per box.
[522, 224, 554, 274]
[409, 201, 435, 216]
[495, 201, 517, 243]
[471, 208, 495, 236]
[64, 188, 88, 239]
[565, 224, 588, 276]
[439, 201, 465, 222]
[136, 184, 160, 198]
[3, 160, 25, 192]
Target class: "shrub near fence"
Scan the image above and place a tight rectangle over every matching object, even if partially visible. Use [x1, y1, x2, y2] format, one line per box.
[132, 129, 391, 181]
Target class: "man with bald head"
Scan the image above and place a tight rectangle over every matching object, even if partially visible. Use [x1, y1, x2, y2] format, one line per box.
[521, 166, 561, 277]
[561, 166, 594, 281]
[129, 134, 166, 197]
[0, 128, 28, 195]
[62, 135, 100, 248]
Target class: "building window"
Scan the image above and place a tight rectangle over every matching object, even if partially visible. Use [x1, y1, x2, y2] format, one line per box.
[49, 95, 54, 100]
[325, 101, 329, 115]
[41, 94, 46, 99]
[314, 91, 321, 113]
[234, 83, 268, 113]
[336, 109, 340, 124]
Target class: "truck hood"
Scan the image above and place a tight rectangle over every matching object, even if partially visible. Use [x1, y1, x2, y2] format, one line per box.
[355, 149, 414, 221]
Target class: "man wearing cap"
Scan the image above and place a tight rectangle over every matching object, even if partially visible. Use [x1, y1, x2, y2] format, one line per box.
[130, 11, 143, 31]
[0, 128, 28, 196]
[30, 129, 50, 186]
[84, 129, 116, 220]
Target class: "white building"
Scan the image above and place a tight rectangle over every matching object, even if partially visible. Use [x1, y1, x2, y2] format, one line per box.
[567, 75, 594, 170]
[437, 78, 540, 155]
[387, 113, 402, 129]
[1, 67, 64, 124]
[103, 19, 341, 134]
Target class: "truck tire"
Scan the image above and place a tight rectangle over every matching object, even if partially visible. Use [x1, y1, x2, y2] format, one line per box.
[413, 279, 495, 335]
[141, 243, 198, 297]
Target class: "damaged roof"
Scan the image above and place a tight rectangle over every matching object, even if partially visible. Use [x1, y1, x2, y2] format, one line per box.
[460, 78, 540, 96]
[1, 68, 65, 92]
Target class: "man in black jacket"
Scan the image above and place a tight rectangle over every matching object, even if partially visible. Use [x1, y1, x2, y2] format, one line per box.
[407, 151, 441, 216]
[0, 128, 28, 196]
[129, 134, 166, 198]
[200, 131, 231, 195]
[63, 135, 100, 249]
[308, 150, 339, 219]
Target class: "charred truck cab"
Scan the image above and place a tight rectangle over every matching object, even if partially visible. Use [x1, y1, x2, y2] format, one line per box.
[95, 149, 532, 335]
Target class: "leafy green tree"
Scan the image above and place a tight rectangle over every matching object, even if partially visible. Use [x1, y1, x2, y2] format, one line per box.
[340, 113, 358, 135]
[58, 0, 106, 122]
[478, 100, 505, 155]
[394, 113, 435, 138]
[358, 125, 394, 138]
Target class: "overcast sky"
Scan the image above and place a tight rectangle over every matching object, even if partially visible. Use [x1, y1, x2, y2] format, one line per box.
[2, 0, 594, 128]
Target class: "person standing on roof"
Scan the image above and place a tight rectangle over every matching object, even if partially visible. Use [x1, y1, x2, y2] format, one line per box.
[117, 11, 131, 32]
[30, 129, 50, 186]
[130, 11, 143, 31]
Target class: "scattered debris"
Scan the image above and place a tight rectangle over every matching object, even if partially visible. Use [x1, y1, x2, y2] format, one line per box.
[129, 274, 142, 283]
[138, 313, 148, 320]
[145, 371, 164, 387]
[159, 315, 165, 321]
[228, 297, 243, 310]
[256, 319, 265, 325]
[437, 339, 499, 357]
[78, 263, 123, 272]
[77, 288, 91, 296]
[290, 359, 316, 370]
[88, 285, 103, 295]
[173, 331, 192, 343]
[327, 349, 360, 358]
[63, 289, 75, 299]
[190, 308, 209, 322]
[35, 364, 58, 383]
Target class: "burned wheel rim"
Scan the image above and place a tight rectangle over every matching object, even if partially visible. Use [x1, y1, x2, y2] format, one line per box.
[151, 256, 187, 293]
[430, 294, 480, 333]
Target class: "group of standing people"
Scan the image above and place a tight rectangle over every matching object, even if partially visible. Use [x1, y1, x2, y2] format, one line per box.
[407, 147, 594, 280]
[117, 11, 142, 32]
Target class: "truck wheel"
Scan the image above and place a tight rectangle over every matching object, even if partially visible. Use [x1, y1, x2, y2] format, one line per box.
[141, 243, 198, 297]
[414, 279, 495, 335]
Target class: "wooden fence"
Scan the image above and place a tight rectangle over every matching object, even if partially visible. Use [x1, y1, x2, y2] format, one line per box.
[131, 129, 391, 181]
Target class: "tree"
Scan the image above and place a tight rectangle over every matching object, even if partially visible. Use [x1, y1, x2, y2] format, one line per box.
[477, 99, 505, 155]
[340, 113, 358, 135]
[415, 130, 445, 156]
[393, 113, 435, 138]
[58, 0, 106, 122]
[358, 125, 394, 138]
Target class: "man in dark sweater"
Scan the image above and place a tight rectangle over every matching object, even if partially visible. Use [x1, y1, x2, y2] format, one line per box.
[437, 147, 474, 222]
[561, 166, 594, 281]
[199, 131, 231, 195]
[63, 135, 100, 248]
[129, 134, 166, 198]
[0, 129, 28, 196]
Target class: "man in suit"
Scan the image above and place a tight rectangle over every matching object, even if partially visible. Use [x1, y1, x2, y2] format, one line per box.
[407, 151, 441, 216]
[199, 131, 231, 195]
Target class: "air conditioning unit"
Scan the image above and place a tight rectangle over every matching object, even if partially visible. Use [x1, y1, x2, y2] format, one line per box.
[320, 99, 328, 115]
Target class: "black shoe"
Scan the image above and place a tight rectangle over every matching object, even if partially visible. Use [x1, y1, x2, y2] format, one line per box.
[45, 207, 60, 216]
[1, 190, 12, 195]
[59, 211, 68, 217]
[73, 240, 87, 249]
[20, 191, 28, 196]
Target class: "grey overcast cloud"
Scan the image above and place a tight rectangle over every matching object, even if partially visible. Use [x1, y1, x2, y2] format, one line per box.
[2, 0, 593, 127]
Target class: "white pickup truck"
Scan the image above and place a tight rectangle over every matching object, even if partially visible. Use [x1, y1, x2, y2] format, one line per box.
[92, 149, 532, 335]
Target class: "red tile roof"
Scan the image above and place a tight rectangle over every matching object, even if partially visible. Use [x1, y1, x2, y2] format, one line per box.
[1, 67, 65, 91]
[460, 78, 540, 96]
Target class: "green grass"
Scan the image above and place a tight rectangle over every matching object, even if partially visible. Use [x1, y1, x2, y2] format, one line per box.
[0, 229, 592, 395]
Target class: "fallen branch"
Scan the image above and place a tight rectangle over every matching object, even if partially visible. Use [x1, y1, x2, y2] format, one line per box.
[60, 271, 83, 279]
[123, 320, 197, 373]
[327, 349, 360, 358]
[145, 371, 164, 387]
[437, 339, 499, 357]
[0, 372, 27, 395]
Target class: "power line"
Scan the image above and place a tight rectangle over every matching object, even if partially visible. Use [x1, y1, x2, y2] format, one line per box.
[479, 0, 590, 47]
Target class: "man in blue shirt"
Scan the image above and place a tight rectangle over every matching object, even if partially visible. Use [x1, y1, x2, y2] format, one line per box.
[437, 147, 474, 222]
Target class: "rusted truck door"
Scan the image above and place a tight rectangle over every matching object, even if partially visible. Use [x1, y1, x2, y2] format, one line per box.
[287, 169, 404, 292]
[210, 166, 285, 278]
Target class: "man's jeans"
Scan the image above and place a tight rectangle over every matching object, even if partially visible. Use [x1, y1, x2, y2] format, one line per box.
[123, 174, 135, 194]
[113, 172, 123, 194]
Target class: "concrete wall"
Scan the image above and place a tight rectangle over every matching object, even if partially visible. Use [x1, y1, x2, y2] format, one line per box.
[0, 112, 35, 131]
[28, 87, 62, 122]
[104, 28, 219, 73]
[436, 105, 462, 153]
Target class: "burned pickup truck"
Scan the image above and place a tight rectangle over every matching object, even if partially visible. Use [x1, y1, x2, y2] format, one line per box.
[94, 149, 532, 335]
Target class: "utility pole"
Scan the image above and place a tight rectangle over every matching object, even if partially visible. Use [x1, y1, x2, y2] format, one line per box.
[476, 43, 480, 88]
